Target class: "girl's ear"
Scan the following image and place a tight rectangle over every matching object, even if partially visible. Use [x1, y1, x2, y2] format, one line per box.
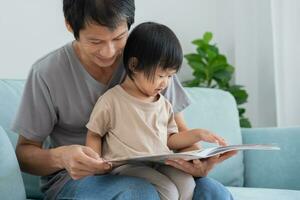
[128, 57, 138, 72]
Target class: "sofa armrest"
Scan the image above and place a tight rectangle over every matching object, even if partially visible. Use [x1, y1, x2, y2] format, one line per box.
[241, 127, 300, 190]
[0, 126, 26, 199]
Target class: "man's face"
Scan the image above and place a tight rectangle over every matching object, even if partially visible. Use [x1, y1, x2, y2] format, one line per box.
[76, 21, 128, 68]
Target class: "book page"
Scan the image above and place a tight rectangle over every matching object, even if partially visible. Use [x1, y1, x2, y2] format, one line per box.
[108, 144, 280, 166]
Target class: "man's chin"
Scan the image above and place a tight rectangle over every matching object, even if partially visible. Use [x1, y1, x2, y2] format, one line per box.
[95, 60, 115, 68]
[94, 56, 119, 68]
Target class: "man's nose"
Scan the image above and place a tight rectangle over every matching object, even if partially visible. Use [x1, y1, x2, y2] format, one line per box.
[99, 42, 116, 58]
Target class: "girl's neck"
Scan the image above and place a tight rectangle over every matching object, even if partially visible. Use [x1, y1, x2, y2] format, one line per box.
[121, 76, 158, 103]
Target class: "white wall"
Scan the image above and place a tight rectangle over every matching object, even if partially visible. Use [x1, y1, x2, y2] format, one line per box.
[233, 0, 277, 127]
[0, 0, 73, 79]
[135, 0, 235, 81]
[0, 0, 233, 81]
[0, 0, 276, 127]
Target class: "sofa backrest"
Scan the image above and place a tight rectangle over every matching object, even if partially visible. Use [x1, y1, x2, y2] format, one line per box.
[183, 88, 244, 186]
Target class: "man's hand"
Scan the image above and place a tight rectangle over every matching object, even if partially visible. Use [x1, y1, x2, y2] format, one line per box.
[57, 145, 112, 180]
[165, 150, 237, 177]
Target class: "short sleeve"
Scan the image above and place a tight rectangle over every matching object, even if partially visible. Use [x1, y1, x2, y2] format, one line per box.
[86, 96, 110, 137]
[165, 100, 179, 134]
[162, 75, 191, 113]
[11, 67, 57, 142]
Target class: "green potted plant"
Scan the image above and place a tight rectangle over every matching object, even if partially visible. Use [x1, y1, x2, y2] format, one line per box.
[183, 32, 251, 128]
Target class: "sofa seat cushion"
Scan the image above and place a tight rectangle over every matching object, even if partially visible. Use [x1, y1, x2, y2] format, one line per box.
[0, 125, 26, 200]
[227, 186, 300, 200]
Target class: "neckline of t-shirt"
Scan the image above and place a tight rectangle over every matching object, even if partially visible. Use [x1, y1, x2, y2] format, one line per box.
[66, 41, 123, 91]
[66, 42, 104, 90]
[114, 85, 164, 108]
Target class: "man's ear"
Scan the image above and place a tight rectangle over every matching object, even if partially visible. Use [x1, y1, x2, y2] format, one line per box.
[128, 57, 139, 72]
[65, 19, 73, 33]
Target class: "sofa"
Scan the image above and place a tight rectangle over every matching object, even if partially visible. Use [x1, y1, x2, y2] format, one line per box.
[0, 79, 300, 200]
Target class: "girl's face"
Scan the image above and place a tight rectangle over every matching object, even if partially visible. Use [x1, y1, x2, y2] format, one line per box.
[133, 67, 177, 97]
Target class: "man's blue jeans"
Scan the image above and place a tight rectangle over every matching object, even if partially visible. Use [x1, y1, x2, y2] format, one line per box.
[56, 174, 234, 200]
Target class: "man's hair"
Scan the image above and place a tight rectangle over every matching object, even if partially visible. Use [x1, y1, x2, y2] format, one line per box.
[63, 0, 135, 39]
[123, 22, 183, 81]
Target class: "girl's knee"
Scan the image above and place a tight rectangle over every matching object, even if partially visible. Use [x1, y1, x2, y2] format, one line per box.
[178, 177, 195, 200]
[159, 182, 179, 200]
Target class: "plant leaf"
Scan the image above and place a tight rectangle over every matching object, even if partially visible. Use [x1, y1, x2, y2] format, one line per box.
[206, 48, 217, 61]
[203, 32, 213, 44]
[184, 31, 251, 127]
[183, 79, 201, 87]
[238, 108, 246, 116]
[240, 117, 252, 128]
[188, 61, 206, 72]
[196, 48, 207, 59]
[208, 45, 219, 54]
[184, 53, 202, 63]
[192, 39, 204, 47]
[227, 86, 248, 105]
[213, 70, 232, 83]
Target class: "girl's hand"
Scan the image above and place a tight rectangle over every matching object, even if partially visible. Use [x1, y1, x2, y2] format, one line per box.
[196, 129, 227, 146]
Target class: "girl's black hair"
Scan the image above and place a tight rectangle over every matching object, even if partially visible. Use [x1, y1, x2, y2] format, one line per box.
[63, 0, 135, 39]
[123, 22, 183, 80]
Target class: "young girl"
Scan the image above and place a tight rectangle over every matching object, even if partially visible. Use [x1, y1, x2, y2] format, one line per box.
[86, 22, 226, 200]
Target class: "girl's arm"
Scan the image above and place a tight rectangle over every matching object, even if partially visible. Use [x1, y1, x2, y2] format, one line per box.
[173, 112, 200, 152]
[86, 130, 102, 156]
[167, 129, 204, 150]
[168, 128, 226, 150]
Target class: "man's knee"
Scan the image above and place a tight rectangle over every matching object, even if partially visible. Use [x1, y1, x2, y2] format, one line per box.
[57, 175, 160, 200]
[193, 177, 233, 200]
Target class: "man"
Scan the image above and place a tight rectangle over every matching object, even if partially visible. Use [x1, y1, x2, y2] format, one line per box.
[13, 0, 235, 199]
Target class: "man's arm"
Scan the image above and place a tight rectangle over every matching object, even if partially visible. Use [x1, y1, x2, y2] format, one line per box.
[16, 135, 64, 175]
[16, 135, 112, 179]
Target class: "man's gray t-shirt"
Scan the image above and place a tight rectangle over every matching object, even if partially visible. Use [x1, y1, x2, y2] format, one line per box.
[11, 42, 191, 199]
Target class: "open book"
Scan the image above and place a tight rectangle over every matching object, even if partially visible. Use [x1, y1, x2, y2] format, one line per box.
[107, 144, 280, 166]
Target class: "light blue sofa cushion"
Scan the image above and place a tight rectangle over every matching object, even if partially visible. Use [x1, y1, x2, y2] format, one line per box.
[0, 125, 26, 200]
[228, 186, 300, 200]
[0, 79, 44, 199]
[184, 88, 244, 187]
[242, 127, 300, 190]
